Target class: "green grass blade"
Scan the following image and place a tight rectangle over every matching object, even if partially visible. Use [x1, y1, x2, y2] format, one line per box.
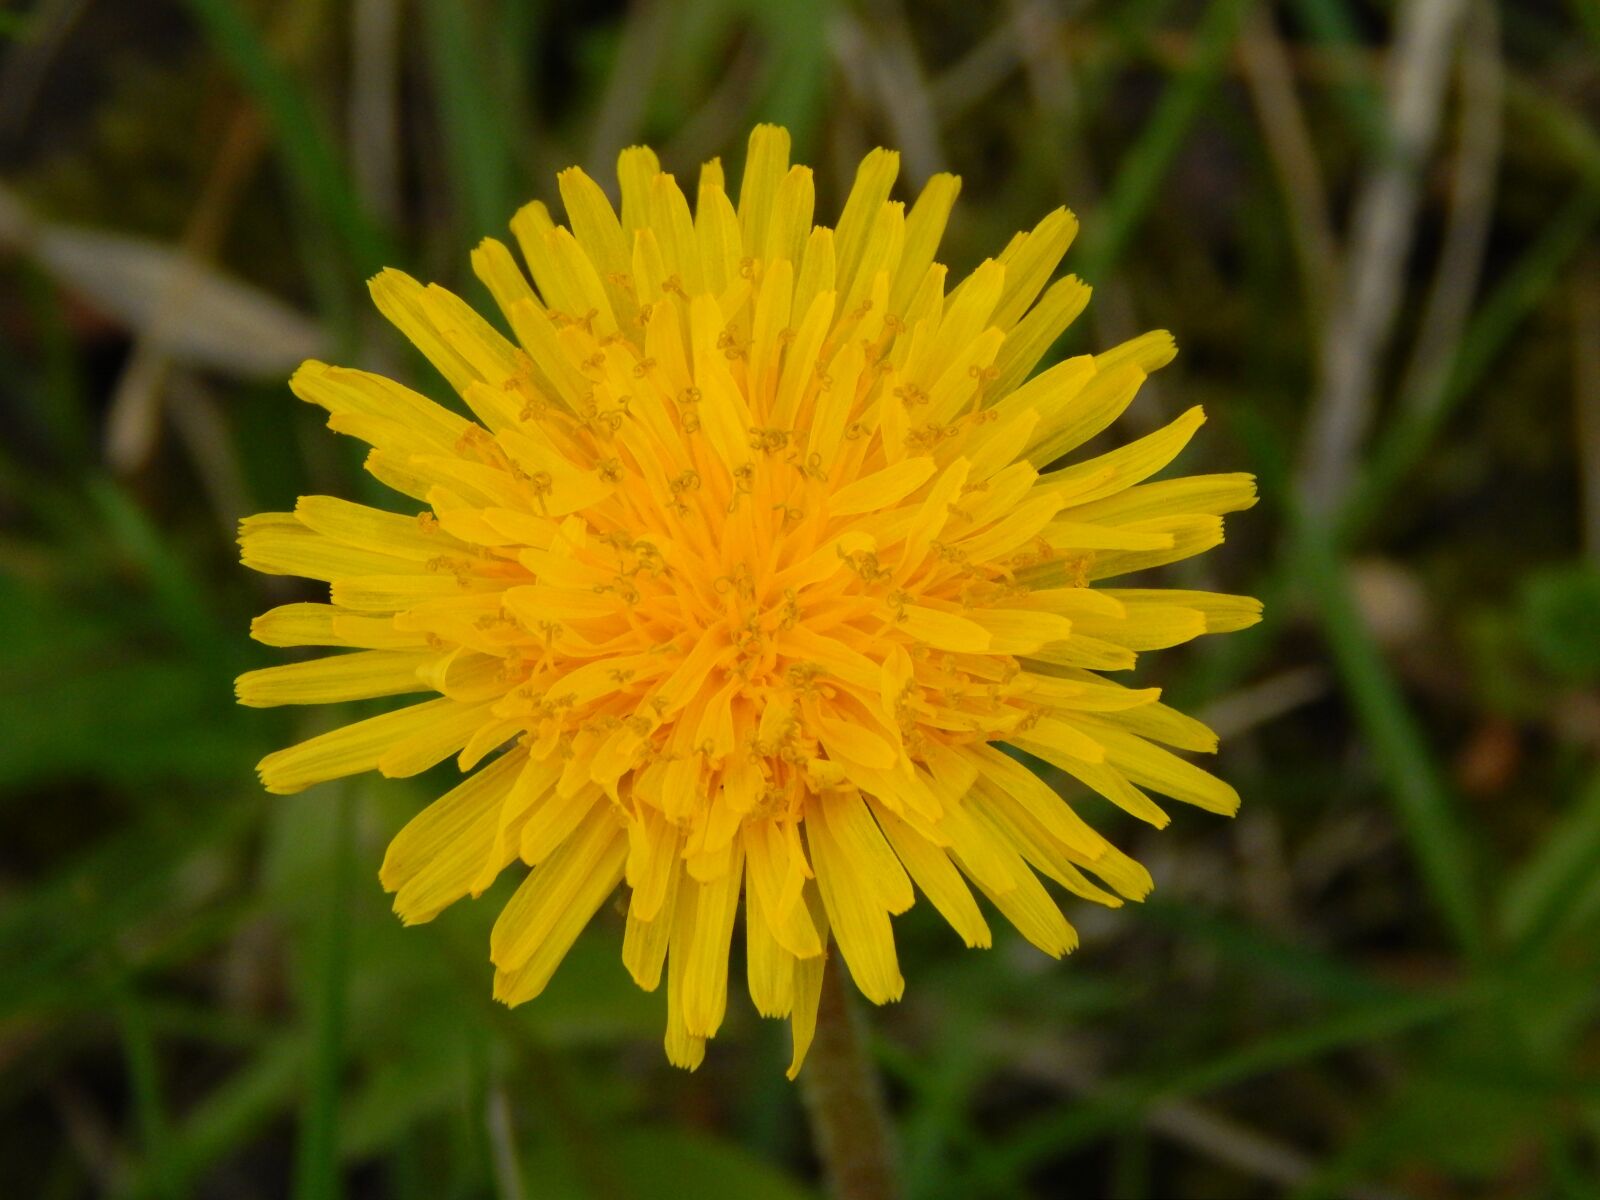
[83, 479, 230, 659]
[1284, 0, 1395, 158]
[1076, 0, 1257, 283]
[180, 0, 393, 272]
[1499, 769, 1600, 953]
[294, 787, 355, 1200]
[126, 1035, 309, 1198]
[117, 986, 176, 1200]
[1290, 508, 1484, 960]
[900, 1008, 986, 1200]
[1131, 899, 1404, 1004]
[969, 987, 1478, 1192]
[1341, 184, 1600, 542]
[422, 2, 518, 242]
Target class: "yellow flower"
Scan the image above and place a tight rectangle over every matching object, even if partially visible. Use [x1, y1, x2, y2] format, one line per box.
[238, 126, 1259, 1075]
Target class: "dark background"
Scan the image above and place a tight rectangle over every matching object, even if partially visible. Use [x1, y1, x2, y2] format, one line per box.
[2, 0, 1599, 1196]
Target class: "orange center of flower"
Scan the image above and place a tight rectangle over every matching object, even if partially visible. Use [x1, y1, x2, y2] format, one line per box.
[438, 278, 1053, 853]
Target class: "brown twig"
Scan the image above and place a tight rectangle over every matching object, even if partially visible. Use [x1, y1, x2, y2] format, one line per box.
[998, 1033, 1409, 1200]
[1238, 6, 1339, 336]
[1298, 0, 1470, 514]
[1395, 0, 1503, 419]
[101, 104, 267, 474]
[1575, 254, 1600, 564]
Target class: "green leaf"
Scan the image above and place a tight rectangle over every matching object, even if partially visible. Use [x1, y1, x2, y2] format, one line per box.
[523, 1127, 816, 1200]
[1289, 510, 1484, 960]
[422, 2, 519, 243]
[294, 787, 355, 1200]
[1518, 562, 1600, 682]
[1500, 770, 1600, 951]
[124, 1036, 309, 1199]
[1075, 0, 1257, 283]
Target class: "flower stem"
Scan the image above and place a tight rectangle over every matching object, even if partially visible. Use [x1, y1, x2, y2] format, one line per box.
[798, 956, 902, 1200]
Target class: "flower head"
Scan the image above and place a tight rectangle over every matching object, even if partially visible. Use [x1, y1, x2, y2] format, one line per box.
[239, 126, 1259, 1074]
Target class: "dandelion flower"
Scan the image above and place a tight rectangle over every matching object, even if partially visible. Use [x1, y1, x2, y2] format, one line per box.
[238, 126, 1260, 1074]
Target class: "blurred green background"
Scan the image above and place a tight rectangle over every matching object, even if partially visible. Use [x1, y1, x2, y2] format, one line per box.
[3, 0, 1599, 1196]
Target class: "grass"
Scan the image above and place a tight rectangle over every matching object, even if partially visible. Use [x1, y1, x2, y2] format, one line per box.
[3, 1, 1600, 1197]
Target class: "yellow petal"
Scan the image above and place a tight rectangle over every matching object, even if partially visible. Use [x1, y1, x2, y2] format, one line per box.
[1014, 742, 1170, 828]
[990, 276, 1092, 399]
[557, 166, 628, 279]
[963, 805, 1077, 957]
[623, 852, 683, 992]
[502, 583, 621, 623]
[822, 790, 913, 914]
[792, 226, 836, 322]
[807, 795, 904, 1004]
[1040, 406, 1207, 507]
[330, 573, 492, 613]
[872, 802, 990, 949]
[1029, 362, 1148, 467]
[1106, 701, 1220, 754]
[663, 872, 710, 1070]
[470, 237, 540, 332]
[966, 608, 1073, 654]
[828, 457, 936, 516]
[648, 171, 702, 292]
[1024, 634, 1139, 673]
[968, 784, 1122, 908]
[815, 714, 898, 770]
[257, 697, 484, 794]
[492, 805, 628, 1004]
[897, 604, 991, 653]
[615, 144, 661, 232]
[539, 225, 618, 336]
[992, 206, 1078, 329]
[775, 289, 836, 428]
[968, 744, 1107, 858]
[368, 269, 520, 401]
[745, 821, 822, 958]
[236, 649, 436, 707]
[1079, 722, 1241, 815]
[786, 887, 830, 1079]
[378, 700, 499, 779]
[250, 603, 428, 650]
[737, 124, 791, 255]
[840, 202, 904, 317]
[890, 172, 960, 316]
[519, 780, 604, 865]
[744, 880, 796, 1018]
[1086, 514, 1226, 581]
[294, 495, 457, 560]
[239, 516, 415, 582]
[1102, 588, 1264, 634]
[937, 800, 1018, 894]
[833, 147, 900, 297]
[953, 489, 1068, 566]
[1068, 473, 1258, 524]
[291, 361, 468, 453]
[1068, 604, 1208, 651]
[680, 837, 744, 1038]
[763, 164, 815, 270]
[1095, 328, 1177, 376]
[381, 749, 526, 923]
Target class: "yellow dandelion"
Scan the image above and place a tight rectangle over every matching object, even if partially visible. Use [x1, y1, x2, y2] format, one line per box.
[238, 125, 1259, 1075]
